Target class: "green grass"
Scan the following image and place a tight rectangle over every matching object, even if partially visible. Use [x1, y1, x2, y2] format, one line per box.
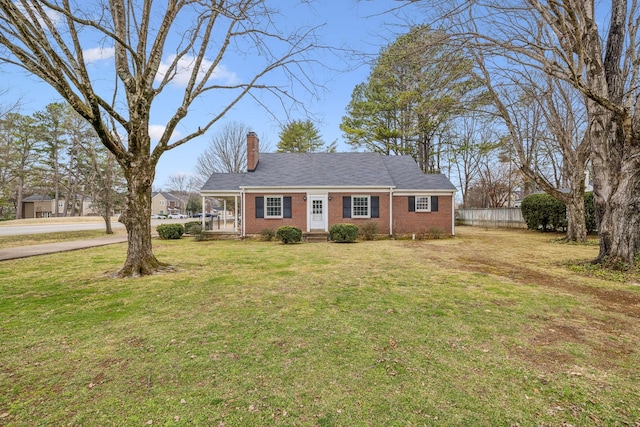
[0, 229, 124, 249]
[1, 228, 639, 425]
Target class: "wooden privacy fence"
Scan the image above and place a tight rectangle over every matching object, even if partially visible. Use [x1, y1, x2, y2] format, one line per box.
[456, 208, 526, 229]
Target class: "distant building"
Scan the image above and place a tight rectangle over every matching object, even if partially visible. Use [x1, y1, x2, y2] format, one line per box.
[21, 195, 99, 218]
[151, 192, 185, 216]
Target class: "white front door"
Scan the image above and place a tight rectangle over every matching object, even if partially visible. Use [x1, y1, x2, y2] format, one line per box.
[308, 195, 327, 231]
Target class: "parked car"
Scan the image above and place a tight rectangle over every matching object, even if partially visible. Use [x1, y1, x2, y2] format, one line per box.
[167, 213, 187, 219]
[150, 214, 166, 219]
[192, 213, 217, 219]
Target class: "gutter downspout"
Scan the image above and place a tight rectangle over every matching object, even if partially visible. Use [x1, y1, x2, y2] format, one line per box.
[389, 187, 393, 237]
[451, 192, 456, 236]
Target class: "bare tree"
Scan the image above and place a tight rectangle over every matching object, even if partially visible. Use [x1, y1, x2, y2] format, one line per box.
[446, 113, 501, 207]
[165, 173, 200, 195]
[470, 152, 519, 208]
[163, 172, 200, 214]
[196, 121, 252, 179]
[0, 1, 320, 276]
[423, 0, 640, 264]
[474, 52, 591, 241]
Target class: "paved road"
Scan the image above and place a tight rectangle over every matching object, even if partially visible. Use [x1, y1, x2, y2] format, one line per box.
[0, 221, 125, 236]
[0, 218, 190, 236]
[0, 218, 190, 261]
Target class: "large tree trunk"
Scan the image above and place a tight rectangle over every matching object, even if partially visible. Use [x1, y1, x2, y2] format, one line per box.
[564, 177, 587, 243]
[102, 187, 114, 235]
[116, 159, 167, 277]
[103, 209, 114, 235]
[580, 0, 640, 266]
[519, 161, 588, 242]
[591, 120, 640, 266]
[15, 176, 23, 219]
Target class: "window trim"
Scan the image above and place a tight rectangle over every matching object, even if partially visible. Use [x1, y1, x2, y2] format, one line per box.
[415, 195, 431, 212]
[264, 195, 283, 218]
[351, 195, 371, 218]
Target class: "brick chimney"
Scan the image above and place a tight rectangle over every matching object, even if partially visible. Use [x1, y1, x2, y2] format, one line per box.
[247, 132, 259, 172]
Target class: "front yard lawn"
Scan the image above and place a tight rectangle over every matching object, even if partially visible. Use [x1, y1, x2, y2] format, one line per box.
[1, 227, 638, 425]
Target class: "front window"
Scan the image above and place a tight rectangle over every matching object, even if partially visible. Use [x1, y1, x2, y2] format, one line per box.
[352, 196, 370, 218]
[416, 196, 431, 212]
[265, 196, 283, 218]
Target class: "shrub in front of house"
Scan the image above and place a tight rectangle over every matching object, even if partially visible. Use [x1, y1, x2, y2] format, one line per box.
[276, 226, 302, 244]
[184, 221, 202, 235]
[157, 223, 184, 239]
[330, 223, 359, 243]
[359, 221, 378, 241]
[520, 193, 567, 232]
[261, 228, 276, 241]
[427, 226, 446, 239]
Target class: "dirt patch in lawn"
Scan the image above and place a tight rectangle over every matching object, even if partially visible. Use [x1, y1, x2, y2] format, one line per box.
[404, 230, 640, 373]
[457, 254, 640, 319]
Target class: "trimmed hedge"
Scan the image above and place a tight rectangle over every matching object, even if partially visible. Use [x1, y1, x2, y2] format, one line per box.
[520, 193, 566, 232]
[520, 192, 596, 233]
[276, 226, 302, 244]
[156, 223, 184, 239]
[330, 223, 359, 243]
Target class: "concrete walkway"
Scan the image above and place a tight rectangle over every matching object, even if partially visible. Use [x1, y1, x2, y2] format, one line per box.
[0, 235, 128, 261]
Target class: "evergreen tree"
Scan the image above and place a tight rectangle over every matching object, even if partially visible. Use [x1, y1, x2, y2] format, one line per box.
[341, 25, 484, 172]
[277, 120, 324, 153]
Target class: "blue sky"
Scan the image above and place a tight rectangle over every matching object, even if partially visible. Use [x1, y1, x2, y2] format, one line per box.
[2, 1, 421, 189]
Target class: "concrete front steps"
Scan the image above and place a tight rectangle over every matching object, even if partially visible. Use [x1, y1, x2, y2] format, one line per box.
[303, 231, 329, 243]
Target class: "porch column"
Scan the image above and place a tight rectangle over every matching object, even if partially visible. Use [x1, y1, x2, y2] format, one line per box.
[234, 195, 238, 232]
[223, 199, 227, 230]
[201, 196, 206, 230]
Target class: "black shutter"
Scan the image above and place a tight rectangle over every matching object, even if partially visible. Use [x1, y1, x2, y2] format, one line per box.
[408, 196, 416, 212]
[255, 196, 264, 218]
[431, 196, 439, 212]
[283, 197, 292, 218]
[343, 196, 351, 218]
[371, 196, 379, 218]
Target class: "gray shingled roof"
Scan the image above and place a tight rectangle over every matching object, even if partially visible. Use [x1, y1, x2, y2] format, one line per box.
[22, 194, 54, 202]
[201, 152, 456, 192]
[152, 191, 182, 202]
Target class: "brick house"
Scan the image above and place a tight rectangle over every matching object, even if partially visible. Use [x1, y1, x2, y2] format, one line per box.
[200, 132, 456, 237]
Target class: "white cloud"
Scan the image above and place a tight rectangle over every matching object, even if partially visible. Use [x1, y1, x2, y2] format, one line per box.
[149, 124, 182, 142]
[14, 1, 62, 26]
[83, 47, 115, 63]
[155, 54, 238, 87]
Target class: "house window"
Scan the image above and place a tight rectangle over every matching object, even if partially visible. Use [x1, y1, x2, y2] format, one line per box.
[409, 196, 438, 212]
[415, 196, 431, 212]
[265, 196, 283, 218]
[159, 200, 165, 206]
[352, 196, 370, 218]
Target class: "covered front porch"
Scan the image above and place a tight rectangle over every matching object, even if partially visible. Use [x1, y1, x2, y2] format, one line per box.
[199, 191, 243, 237]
